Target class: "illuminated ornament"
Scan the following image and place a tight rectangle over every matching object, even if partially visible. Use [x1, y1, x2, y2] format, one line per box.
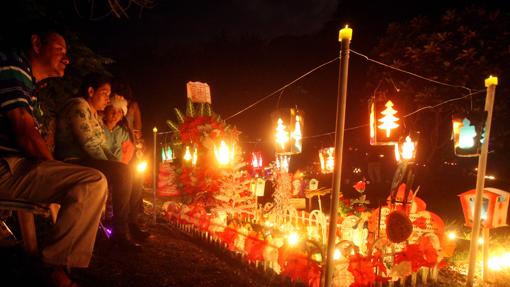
[161, 145, 174, 162]
[369, 97, 401, 145]
[251, 152, 263, 169]
[276, 155, 290, 173]
[378, 100, 399, 137]
[395, 135, 417, 163]
[319, 147, 335, 174]
[458, 188, 510, 229]
[452, 112, 487, 157]
[183, 145, 198, 166]
[214, 140, 235, 166]
[292, 115, 303, 152]
[272, 108, 304, 155]
[275, 118, 289, 150]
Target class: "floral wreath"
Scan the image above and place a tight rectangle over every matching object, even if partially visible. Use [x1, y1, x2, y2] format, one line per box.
[166, 100, 240, 204]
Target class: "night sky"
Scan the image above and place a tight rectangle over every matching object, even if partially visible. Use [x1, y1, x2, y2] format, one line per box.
[5, 0, 509, 166]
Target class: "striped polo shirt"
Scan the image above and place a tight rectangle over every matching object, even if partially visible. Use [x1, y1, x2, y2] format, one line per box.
[0, 50, 39, 156]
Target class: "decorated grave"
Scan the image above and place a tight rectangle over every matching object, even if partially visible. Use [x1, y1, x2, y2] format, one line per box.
[155, 85, 453, 287]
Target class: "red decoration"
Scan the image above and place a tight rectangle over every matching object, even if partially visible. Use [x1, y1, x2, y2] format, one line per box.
[348, 253, 376, 286]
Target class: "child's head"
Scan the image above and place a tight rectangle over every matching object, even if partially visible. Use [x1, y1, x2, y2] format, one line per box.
[103, 95, 128, 127]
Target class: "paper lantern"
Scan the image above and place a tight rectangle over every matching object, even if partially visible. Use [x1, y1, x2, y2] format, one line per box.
[452, 111, 487, 157]
[319, 147, 335, 174]
[272, 108, 304, 155]
[394, 135, 417, 163]
[276, 155, 291, 173]
[369, 97, 401, 145]
[251, 152, 263, 169]
[458, 188, 509, 229]
[183, 145, 197, 166]
[161, 145, 174, 162]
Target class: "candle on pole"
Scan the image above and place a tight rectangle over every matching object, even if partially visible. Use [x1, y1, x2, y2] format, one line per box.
[324, 25, 352, 287]
[466, 76, 498, 286]
[152, 127, 158, 225]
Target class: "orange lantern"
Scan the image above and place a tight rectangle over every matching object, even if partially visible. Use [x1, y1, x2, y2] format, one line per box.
[272, 108, 304, 155]
[458, 188, 510, 229]
[319, 147, 335, 174]
[394, 135, 418, 163]
[369, 97, 401, 145]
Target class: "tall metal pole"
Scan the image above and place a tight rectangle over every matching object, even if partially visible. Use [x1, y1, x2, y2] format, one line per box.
[466, 76, 498, 286]
[324, 25, 352, 287]
[152, 127, 158, 225]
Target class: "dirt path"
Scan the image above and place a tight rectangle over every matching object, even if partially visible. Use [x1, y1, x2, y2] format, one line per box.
[75, 223, 278, 287]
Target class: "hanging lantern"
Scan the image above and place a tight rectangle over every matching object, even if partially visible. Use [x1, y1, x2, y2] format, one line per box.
[272, 108, 304, 155]
[319, 147, 335, 174]
[369, 97, 401, 145]
[458, 188, 510, 229]
[161, 144, 174, 162]
[452, 111, 487, 157]
[214, 140, 235, 166]
[276, 155, 291, 173]
[394, 135, 418, 163]
[251, 152, 263, 169]
[183, 145, 198, 166]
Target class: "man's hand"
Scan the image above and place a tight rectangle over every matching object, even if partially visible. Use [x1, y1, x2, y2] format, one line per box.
[6, 107, 54, 160]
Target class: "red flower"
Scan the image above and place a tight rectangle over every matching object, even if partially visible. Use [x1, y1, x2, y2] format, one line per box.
[348, 253, 376, 286]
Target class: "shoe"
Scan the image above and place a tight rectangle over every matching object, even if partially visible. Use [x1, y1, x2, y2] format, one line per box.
[129, 224, 152, 242]
[110, 233, 143, 252]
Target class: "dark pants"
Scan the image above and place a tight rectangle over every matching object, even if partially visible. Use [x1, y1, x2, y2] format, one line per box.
[67, 158, 137, 234]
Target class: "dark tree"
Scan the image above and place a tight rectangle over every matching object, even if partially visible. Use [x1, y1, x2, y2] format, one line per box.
[367, 6, 510, 164]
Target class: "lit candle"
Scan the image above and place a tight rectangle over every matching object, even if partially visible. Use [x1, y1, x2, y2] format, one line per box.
[338, 25, 353, 41]
[484, 75, 498, 87]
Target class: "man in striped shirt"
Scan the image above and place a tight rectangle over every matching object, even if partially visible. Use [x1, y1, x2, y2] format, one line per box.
[0, 23, 108, 286]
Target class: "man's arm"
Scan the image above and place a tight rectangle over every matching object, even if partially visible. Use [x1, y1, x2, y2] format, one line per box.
[6, 107, 53, 160]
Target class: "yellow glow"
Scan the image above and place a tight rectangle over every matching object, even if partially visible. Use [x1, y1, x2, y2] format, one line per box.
[183, 146, 192, 161]
[214, 140, 234, 166]
[136, 160, 147, 173]
[485, 75, 498, 87]
[192, 147, 198, 166]
[333, 249, 342, 260]
[378, 100, 399, 137]
[275, 118, 289, 150]
[292, 115, 302, 152]
[478, 238, 484, 245]
[370, 102, 375, 140]
[339, 25, 353, 41]
[319, 147, 335, 174]
[153, 126, 158, 133]
[489, 253, 510, 271]
[447, 232, 457, 241]
[287, 232, 299, 246]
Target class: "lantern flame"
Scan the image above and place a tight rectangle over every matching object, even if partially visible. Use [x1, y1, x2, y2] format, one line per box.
[183, 146, 192, 161]
[275, 118, 289, 150]
[214, 140, 234, 166]
[401, 136, 415, 160]
[292, 115, 302, 152]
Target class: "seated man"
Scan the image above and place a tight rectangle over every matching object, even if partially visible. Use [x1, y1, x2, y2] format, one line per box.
[0, 23, 108, 286]
[55, 73, 148, 249]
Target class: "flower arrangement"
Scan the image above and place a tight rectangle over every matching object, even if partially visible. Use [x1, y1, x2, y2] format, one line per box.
[166, 100, 241, 205]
